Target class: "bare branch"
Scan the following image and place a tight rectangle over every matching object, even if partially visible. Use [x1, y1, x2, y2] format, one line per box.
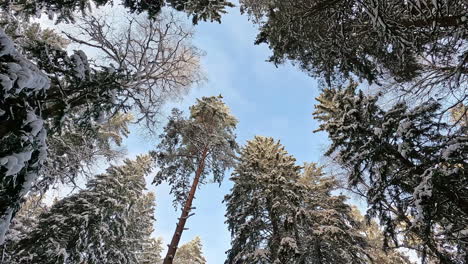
[67, 11, 205, 132]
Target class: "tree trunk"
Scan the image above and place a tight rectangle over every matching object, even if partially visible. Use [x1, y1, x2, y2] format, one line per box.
[162, 148, 208, 264]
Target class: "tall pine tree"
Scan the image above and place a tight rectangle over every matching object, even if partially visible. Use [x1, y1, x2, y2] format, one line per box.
[153, 95, 238, 264]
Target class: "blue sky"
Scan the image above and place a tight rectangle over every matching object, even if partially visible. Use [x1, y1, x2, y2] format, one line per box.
[35, 3, 422, 262]
[35, 3, 362, 263]
[122, 5, 335, 263]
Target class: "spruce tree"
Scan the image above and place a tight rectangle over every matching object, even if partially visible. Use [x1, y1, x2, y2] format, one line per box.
[1, 194, 47, 263]
[224, 136, 302, 263]
[39, 113, 132, 191]
[350, 207, 413, 264]
[0, 27, 49, 244]
[313, 83, 468, 263]
[224, 136, 369, 264]
[240, 0, 467, 91]
[138, 237, 164, 264]
[173, 236, 207, 264]
[296, 163, 369, 264]
[153, 95, 238, 264]
[12, 155, 155, 264]
[131, 192, 159, 264]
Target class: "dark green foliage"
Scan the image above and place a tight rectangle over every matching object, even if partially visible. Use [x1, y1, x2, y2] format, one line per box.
[224, 136, 369, 264]
[0, 23, 127, 233]
[153, 96, 237, 263]
[1, 12, 199, 241]
[224, 136, 304, 264]
[313, 83, 468, 263]
[153, 95, 238, 207]
[3, 0, 234, 24]
[1, 195, 47, 263]
[296, 163, 370, 264]
[241, 0, 467, 87]
[12, 156, 154, 264]
[0, 27, 50, 243]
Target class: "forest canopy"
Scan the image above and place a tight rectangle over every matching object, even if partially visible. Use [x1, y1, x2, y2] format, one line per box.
[0, 0, 466, 263]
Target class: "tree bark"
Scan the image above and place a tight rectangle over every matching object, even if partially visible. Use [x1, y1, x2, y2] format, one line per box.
[162, 147, 208, 264]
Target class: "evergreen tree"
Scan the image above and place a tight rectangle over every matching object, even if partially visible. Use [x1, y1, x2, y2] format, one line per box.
[313, 83, 468, 263]
[0, 27, 49, 244]
[131, 192, 159, 264]
[2, 0, 234, 24]
[36, 112, 132, 193]
[153, 95, 238, 264]
[1, 194, 47, 263]
[133, 193, 163, 264]
[0, 10, 203, 242]
[224, 136, 303, 264]
[12, 155, 155, 263]
[0, 18, 129, 242]
[296, 163, 369, 264]
[173, 236, 207, 264]
[350, 207, 413, 264]
[138, 237, 164, 264]
[224, 136, 369, 264]
[240, 0, 467, 91]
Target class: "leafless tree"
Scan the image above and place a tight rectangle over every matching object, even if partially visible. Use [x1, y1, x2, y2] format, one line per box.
[64, 11, 205, 132]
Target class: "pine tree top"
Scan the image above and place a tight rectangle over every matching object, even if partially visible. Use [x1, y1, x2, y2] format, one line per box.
[189, 95, 238, 128]
[153, 95, 238, 207]
[174, 236, 207, 264]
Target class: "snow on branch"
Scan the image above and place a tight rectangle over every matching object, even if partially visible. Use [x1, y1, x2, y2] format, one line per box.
[0, 28, 50, 245]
